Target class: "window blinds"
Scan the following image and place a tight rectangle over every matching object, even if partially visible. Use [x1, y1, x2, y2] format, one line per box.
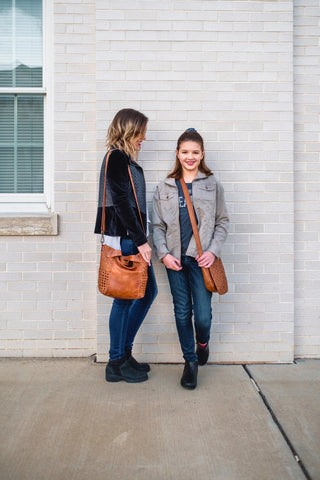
[0, 0, 43, 194]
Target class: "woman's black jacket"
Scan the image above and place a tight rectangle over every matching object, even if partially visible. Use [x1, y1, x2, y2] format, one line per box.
[94, 149, 147, 247]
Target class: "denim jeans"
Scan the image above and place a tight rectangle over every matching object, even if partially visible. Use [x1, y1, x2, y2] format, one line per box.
[166, 255, 212, 362]
[108, 238, 158, 360]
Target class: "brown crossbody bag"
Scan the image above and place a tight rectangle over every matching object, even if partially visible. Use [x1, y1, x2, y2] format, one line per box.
[98, 150, 148, 299]
[180, 178, 228, 295]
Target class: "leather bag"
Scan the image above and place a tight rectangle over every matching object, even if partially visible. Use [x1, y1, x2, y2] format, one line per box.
[98, 151, 148, 299]
[180, 178, 228, 295]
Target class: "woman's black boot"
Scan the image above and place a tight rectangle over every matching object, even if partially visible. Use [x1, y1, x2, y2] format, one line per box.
[180, 361, 198, 390]
[105, 357, 148, 383]
[125, 349, 150, 372]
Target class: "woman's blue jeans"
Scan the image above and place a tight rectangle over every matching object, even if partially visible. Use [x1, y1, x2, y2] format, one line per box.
[166, 255, 212, 362]
[108, 239, 158, 360]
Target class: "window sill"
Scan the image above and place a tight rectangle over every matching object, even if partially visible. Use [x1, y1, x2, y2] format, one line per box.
[0, 213, 58, 236]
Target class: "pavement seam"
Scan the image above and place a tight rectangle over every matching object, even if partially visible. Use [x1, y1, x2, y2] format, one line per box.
[242, 365, 313, 480]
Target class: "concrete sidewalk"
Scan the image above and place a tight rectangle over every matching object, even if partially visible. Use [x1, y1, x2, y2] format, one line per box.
[0, 359, 319, 480]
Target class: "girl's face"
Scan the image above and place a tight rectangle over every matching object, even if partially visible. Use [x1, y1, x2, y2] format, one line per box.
[131, 127, 147, 152]
[176, 140, 204, 176]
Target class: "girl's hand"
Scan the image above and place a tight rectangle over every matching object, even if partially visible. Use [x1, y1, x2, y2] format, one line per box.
[196, 251, 216, 268]
[162, 254, 182, 271]
[137, 242, 152, 266]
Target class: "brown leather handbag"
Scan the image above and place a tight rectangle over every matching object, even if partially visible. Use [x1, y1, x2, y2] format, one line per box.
[98, 151, 148, 299]
[180, 178, 228, 295]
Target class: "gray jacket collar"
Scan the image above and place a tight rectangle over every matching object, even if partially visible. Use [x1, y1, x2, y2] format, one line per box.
[164, 171, 210, 186]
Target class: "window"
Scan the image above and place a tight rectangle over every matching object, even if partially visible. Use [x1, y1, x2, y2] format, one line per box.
[0, 95, 44, 194]
[0, 0, 53, 215]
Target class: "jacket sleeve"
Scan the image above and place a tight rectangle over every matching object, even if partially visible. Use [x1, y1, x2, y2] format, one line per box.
[152, 185, 170, 261]
[108, 150, 147, 247]
[207, 181, 229, 258]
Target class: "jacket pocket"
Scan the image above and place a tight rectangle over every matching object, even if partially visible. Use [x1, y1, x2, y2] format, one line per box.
[197, 183, 216, 200]
[159, 192, 176, 223]
[194, 183, 216, 221]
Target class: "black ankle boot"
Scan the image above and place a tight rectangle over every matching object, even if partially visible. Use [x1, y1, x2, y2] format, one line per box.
[196, 342, 209, 366]
[105, 357, 125, 382]
[180, 361, 198, 390]
[105, 357, 148, 383]
[125, 350, 150, 372]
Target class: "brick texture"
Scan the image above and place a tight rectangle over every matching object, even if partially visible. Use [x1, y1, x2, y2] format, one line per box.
[96, 0, 295, 363]
[293, 0, 320, 358]
[0, 1, 318, 363]
[0, 0, 97, 357]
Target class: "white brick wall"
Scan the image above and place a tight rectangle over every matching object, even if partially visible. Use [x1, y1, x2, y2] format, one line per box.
[52, 0, 97, 356]
[96, 0, 295, 363]
[0, 0, 319, 363]
[293, 0, 320, 358]
[0, 0, 97, 357]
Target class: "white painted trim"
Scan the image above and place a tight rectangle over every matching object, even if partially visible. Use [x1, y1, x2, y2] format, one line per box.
[43, 0, 54, 212]
[0, 202, 49, 213]
[0, 194, 45, 203]
[0, 0, 54, 215]
[0, 88, 46, 94]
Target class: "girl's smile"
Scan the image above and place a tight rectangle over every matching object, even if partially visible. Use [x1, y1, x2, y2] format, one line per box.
[176, 140, 204, 177]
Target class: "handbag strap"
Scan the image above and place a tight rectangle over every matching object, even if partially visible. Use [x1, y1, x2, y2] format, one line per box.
[101, 150, 146, 238]
[127, 166, 146, 236]
[101, 150, 112, 236]
[180, 178, 204, 257]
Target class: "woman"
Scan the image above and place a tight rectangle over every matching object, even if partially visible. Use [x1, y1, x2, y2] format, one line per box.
[95, 108, 157, 383]
[153, 129, 229, 389]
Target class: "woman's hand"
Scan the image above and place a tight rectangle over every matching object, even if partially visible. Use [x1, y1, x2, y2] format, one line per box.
[196, 251, 216, 268]
[137, 242, 152, 266]
[162, 254, 182, 271]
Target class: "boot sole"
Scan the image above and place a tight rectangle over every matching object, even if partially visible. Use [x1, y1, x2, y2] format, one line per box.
[181, 382, 197, 390]
[106, 373, 148, 383]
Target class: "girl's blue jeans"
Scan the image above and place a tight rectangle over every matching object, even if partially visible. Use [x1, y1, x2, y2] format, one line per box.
[166, 255, 212, 362]
[108, 238, 158, 360]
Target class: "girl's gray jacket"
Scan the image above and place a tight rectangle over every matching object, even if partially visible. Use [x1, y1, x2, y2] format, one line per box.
[152, 172, 229, 261]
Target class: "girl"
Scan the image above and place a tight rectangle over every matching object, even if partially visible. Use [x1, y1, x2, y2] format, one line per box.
[153, 129, 229, 389]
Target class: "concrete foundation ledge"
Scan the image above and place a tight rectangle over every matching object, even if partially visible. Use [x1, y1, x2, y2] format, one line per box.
[0, 213, 58, 235]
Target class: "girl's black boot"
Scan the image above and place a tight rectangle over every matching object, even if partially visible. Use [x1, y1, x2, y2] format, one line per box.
[180, 361, 198, 390]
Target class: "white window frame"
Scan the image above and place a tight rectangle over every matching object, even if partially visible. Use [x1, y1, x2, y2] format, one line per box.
[0, 0, 54, 215]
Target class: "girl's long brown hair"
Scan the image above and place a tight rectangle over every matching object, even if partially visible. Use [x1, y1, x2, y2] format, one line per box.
[167, 129, 212, 179]
[106, 108, 148, 159]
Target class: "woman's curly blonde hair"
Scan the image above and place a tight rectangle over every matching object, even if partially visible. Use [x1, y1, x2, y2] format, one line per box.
[106, 108, 148, 159]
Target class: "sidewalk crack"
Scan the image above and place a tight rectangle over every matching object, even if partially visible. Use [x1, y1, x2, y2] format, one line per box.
[242, 365, 313, 480]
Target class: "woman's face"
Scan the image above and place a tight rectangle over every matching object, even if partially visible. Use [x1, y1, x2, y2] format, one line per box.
[176, 140, 204, 175]
[131, 127, 147, 152]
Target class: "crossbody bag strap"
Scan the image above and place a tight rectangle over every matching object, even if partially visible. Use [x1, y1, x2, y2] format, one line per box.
[180, 178, 203, 257]
[101, 150, 146, 239]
